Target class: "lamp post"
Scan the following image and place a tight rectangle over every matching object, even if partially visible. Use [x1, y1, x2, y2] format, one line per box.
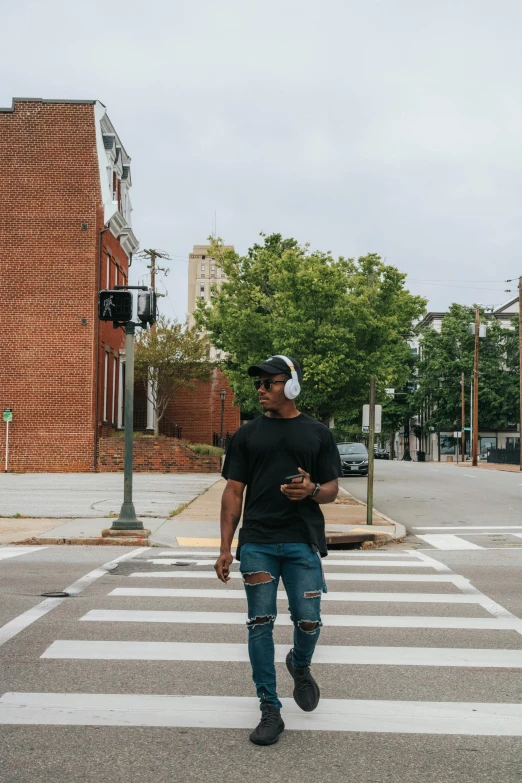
[220, 388, 226, 449]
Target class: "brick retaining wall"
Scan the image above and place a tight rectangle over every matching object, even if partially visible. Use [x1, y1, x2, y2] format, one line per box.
[98, 436, 220, 473]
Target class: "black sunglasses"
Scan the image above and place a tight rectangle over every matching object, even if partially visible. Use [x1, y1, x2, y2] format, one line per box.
[254, 379, 287, 391]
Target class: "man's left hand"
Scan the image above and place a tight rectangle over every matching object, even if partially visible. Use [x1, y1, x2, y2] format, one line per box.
[280, 467, 315, 501]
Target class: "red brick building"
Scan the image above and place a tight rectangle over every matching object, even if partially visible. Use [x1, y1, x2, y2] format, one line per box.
[0, 98, 138, 472]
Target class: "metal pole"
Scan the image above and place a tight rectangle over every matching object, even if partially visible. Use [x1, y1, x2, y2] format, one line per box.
[366, 377, 376, 525]
[470, 378, 473, 464]
[461, 372, 466, 461]
[519, 277, 522, 471]
[472, 306, 480, 466]
[220, 396, 225, 448]
[4, 420, 8, 473]
[112, 322, 144, 530]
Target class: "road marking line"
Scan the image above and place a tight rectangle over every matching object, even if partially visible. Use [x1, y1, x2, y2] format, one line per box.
[80, 609, 522, 630]
[130, 570, 466, 585]
[463, 474, 477, 478]
[109, 587, 485, 603]
[414, 526, 522, 531]
[0, 546, 48, 561]
[154, 550, 421, 559]
[416, 535, 484, 550]
[409, 551, 452, 572]
[1, 693, 521, 735]
[0, 548, 148, 648]
[40, 641, 522, 667]
[148, 558, 431, 568]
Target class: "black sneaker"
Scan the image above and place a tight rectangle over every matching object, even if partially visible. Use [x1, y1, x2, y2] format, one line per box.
[249, 704, 285, 746]
[286, 648, 320, 712]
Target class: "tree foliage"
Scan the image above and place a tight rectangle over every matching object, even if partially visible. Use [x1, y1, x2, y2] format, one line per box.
[134, 317, 211, 435]
[195, 234, 426, 422]
[414, 304, 519, 432]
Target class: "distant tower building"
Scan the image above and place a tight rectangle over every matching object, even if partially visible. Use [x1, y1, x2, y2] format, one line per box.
[187, 243, 234, 359]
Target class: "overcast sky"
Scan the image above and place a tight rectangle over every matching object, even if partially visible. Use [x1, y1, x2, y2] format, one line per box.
[3, 0, 522, 321]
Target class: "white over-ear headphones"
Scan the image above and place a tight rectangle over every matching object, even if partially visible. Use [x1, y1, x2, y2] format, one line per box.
[273, 355, 301, 400]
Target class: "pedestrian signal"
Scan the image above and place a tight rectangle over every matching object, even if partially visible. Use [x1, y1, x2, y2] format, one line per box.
[137, 290, 157, 327]
[98, 290, 133, 322]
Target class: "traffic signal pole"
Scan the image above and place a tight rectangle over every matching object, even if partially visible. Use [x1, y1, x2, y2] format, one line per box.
[111, 321, 144, 530]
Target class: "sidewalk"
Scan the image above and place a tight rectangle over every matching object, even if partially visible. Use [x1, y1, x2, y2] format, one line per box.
[1, 477, 405, 547]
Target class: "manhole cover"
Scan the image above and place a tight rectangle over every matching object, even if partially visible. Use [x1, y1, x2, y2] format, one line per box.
[41, 591, 70, 598]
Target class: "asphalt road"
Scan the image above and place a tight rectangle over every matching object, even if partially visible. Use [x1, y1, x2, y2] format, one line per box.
[1, 545, 522, 782]
[342, 461, 522, 533]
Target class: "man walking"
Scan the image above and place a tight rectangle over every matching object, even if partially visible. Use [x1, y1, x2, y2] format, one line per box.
[214, 355, 342, 745]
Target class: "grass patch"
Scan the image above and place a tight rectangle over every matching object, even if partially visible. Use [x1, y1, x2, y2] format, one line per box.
[12, 512, 23, 519]
[169, 502, 190, 518]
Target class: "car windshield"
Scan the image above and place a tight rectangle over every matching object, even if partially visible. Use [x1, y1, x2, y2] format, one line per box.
[337, 444, 367, 455]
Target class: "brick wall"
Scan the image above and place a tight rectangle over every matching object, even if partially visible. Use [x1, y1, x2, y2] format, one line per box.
[0, 99, 129, 472]
[166, 367, 240, 443]
[98, 436, 220, 472]
[0, 100, 101, 472]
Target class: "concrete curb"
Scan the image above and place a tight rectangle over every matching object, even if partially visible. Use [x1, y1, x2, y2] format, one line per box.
[338, 487, 406, 539]
[13, 536, 151, 547]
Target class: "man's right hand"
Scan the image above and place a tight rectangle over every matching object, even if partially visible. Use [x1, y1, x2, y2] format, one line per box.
[214, 550, 234, 583]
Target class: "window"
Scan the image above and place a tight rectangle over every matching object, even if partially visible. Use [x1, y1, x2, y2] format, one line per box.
[201, 264, 205, 272]
[506, 437, 520, 450]
[202, 255, 206, 260]
[211, 264, 216, 278]
[199, 283, 205, 298]
[103, 351, 109, 422]
[112, 356, 117, 424]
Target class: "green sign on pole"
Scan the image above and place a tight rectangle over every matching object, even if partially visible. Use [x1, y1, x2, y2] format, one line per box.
[3, 409, 12, 423]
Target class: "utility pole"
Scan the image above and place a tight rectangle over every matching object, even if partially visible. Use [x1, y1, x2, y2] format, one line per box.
[136, 249, 171, 432]
[472, 305, 480, 466]
[367, 377, 376, 525]
[461, 372, 466, 461]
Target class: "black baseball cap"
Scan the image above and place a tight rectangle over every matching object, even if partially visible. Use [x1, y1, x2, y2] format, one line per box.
[247, 355, 302, 382]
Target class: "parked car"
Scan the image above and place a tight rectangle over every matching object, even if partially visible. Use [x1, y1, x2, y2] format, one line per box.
[337, 442, 369, 476]
[374, 447, 390, 460]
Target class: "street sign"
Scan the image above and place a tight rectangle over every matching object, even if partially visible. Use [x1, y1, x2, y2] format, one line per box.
[363, 404, 382, 434]
[3, 409, 12, 423]
[385, 388, 395, 396]
[463, 427, 471, 431]
[98, 290, 133, 322]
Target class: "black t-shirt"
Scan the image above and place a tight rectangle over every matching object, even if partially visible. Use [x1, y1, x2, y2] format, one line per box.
[222, 413, 342, 559]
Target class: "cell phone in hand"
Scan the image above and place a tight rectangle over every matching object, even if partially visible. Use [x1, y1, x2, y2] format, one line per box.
[284, 474, 305, 483]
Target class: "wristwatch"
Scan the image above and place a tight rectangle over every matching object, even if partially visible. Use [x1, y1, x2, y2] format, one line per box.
[311, 482, 321, 498]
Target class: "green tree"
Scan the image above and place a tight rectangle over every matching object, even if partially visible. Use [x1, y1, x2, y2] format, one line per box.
[414, 304, 519, 433]
[134, 317, 211, 436]
[196, 234, 426, 424]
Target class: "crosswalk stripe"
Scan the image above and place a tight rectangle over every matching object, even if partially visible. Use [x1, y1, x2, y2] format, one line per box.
[1, 693, 521, 735]
[109, 587, 484, 603]
[41, 640, 522, 667]
[147, 559, 435, 568]
[414, 526, 522, 531]
[80, 609, 522, 630]
[130, 571, 462, 583]
[155, 550, 421, 558]
[0, 546, 47, 561]
[416, 535, 484, 550]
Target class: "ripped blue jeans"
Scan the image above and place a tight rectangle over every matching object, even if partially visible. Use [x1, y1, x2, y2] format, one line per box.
[240, 542, 326, 710]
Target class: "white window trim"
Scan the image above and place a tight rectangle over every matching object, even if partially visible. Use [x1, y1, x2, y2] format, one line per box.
[106, 252, 111, 289]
